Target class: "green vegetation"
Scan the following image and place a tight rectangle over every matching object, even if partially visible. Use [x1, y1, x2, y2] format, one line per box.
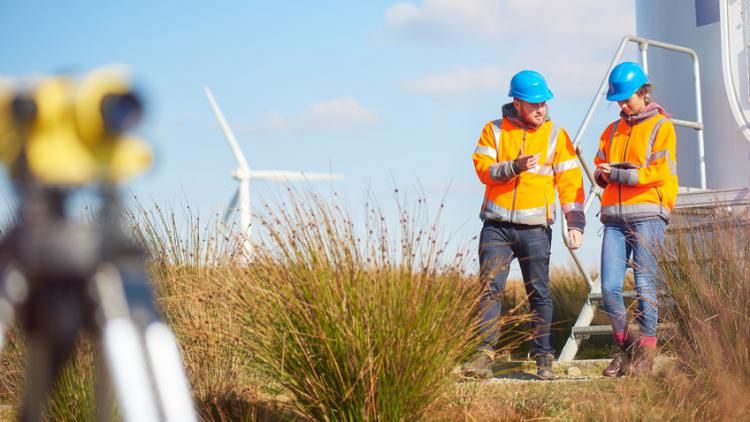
[0, 197, 747, 421]
[658, 215, 750, 420]
[232, 193, 484, 421]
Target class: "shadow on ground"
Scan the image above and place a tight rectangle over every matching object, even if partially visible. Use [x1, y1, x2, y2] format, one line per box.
[197, 393, 302, 422]
[490, 361, 541, 380]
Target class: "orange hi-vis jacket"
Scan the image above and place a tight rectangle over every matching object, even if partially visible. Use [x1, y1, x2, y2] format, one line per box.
[472, 108, 585, 231]
[593, 109, 677, 223]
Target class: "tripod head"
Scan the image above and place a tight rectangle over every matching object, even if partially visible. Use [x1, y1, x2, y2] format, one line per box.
[0, 66, 151, 187]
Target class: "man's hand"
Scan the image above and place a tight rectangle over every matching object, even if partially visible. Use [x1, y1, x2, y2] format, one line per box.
[567, 229, 583, 249]
[597, 163, 612, 183]
[515, 153, 540, 172]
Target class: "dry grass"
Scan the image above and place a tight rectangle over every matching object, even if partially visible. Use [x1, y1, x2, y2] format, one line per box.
[657, 213, 750, 421]
[0, 196, 748, 421]
[231, 191, 495, 421]
[428, 374, 704, 422]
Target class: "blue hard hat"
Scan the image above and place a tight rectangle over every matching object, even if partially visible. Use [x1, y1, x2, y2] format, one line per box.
[606, 61, 649, 101]
[508, 70, 554, 103]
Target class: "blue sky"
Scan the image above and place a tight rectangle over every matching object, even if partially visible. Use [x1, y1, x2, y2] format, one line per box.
[0, 1, 636, 274]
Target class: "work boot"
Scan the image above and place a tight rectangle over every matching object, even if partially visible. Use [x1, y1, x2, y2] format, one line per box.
[602, 347, 630, 377]
[462, 350, 494, 379]
[535, 353, 555, 380]
[627, 346, 656, 377]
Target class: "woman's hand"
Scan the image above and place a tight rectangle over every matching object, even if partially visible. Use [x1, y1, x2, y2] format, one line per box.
[597, 163, 612, 182]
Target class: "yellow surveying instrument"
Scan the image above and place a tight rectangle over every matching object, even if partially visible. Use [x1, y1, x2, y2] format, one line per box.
[0, 67, 197, 421]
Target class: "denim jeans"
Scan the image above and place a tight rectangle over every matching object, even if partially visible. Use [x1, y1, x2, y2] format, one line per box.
[600, 218, 666, 337]
[477, 220, 553, 356]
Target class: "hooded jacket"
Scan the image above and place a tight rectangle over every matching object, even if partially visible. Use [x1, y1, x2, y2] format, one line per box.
[472, 103, 585, 231]
[593, 103, 678, 223]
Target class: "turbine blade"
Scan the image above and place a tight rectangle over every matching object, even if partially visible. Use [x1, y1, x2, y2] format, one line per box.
[223, 188, 240, 224]
[204, 87, 250, 171]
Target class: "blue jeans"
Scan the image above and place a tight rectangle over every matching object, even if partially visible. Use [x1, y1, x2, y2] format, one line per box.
[477, 221, 553, 356]
[600, 219, 666, 337]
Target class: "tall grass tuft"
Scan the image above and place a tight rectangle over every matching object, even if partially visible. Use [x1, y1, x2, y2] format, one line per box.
[659, 213, 750, 420]
[128, 201, 265, 420]
[128, 198, 240, 267]
[234, 191, 484, 421]
[0, 331, 99, 421]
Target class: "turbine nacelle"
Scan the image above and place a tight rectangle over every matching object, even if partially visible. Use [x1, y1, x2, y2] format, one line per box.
[204, 87, 342, 258]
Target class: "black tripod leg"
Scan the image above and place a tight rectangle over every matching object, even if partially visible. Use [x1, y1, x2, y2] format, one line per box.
[19, 336, 73, 422]
[18, 278, 86, 422]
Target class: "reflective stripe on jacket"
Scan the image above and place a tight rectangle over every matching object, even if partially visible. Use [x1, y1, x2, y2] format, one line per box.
[593, 113, 678, 223]
[472, 116, 585, 230]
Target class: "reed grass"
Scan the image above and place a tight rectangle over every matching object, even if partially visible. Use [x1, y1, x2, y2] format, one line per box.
[232, 191, 504, 421]
[5, 194, 748, 421]
[658, 213, 750, 420]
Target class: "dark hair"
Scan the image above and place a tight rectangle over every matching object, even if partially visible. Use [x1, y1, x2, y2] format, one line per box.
[637, 83, 652, 105]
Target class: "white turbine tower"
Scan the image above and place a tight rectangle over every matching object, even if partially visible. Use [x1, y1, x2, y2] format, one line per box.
[204, 87, 341, 258]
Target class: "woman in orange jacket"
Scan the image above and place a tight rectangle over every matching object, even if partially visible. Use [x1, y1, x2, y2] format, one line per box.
[594, 61, 677, 377]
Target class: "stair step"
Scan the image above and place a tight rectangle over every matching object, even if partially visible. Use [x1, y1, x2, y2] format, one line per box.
[572, 325, 618, 337]
[571, 323, 675, 338]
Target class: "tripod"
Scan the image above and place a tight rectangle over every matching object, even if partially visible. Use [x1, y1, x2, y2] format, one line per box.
[0, 184, 198, 421]
[0, 68, 198, 421]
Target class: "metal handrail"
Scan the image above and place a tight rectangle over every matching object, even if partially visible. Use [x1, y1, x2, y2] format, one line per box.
[558, 35, 705, 362]
[570, 35, 706, 188]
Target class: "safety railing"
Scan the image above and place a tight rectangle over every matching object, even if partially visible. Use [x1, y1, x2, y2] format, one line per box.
[557, 35, 705, 362]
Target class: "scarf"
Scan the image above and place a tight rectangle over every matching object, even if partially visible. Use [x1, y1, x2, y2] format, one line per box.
[621, 102, 671, 125]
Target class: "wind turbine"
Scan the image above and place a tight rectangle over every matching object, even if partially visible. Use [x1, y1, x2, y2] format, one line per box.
[204, 87, 342, 258]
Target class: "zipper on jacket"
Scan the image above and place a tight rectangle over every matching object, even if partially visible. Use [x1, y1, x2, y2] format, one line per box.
[618, 126, 632, 218]
[510, 129, 526, 222]
[655, 187, 663, 217]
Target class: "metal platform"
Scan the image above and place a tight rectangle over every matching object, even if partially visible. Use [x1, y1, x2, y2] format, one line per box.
[673, 186, 749, 211]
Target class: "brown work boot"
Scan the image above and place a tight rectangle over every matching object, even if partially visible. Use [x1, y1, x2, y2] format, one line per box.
[462, 350, 494, 379]
[535, 353, 556, 380]
[602, 348, 630, 377]
[626, 346, 656, 377]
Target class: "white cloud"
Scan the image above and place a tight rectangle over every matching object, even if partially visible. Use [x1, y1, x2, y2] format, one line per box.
[300, 97, 378, 130]
[262, 111, 289, 130]
[401, 65, 509, 95]
[386, 0, 503, 39]
[385, 0, 634, 53]
[255, 97, 378, 133]
[401, 56, 622, 99]
[390, 1, 637, 98]
[385, 3, 421, 26]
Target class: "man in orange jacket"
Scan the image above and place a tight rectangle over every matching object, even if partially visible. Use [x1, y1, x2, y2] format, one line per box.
[463, 70, 585, 380]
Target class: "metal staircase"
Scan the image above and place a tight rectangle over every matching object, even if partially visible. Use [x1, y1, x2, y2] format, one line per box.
[557, 35, 706, 362]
